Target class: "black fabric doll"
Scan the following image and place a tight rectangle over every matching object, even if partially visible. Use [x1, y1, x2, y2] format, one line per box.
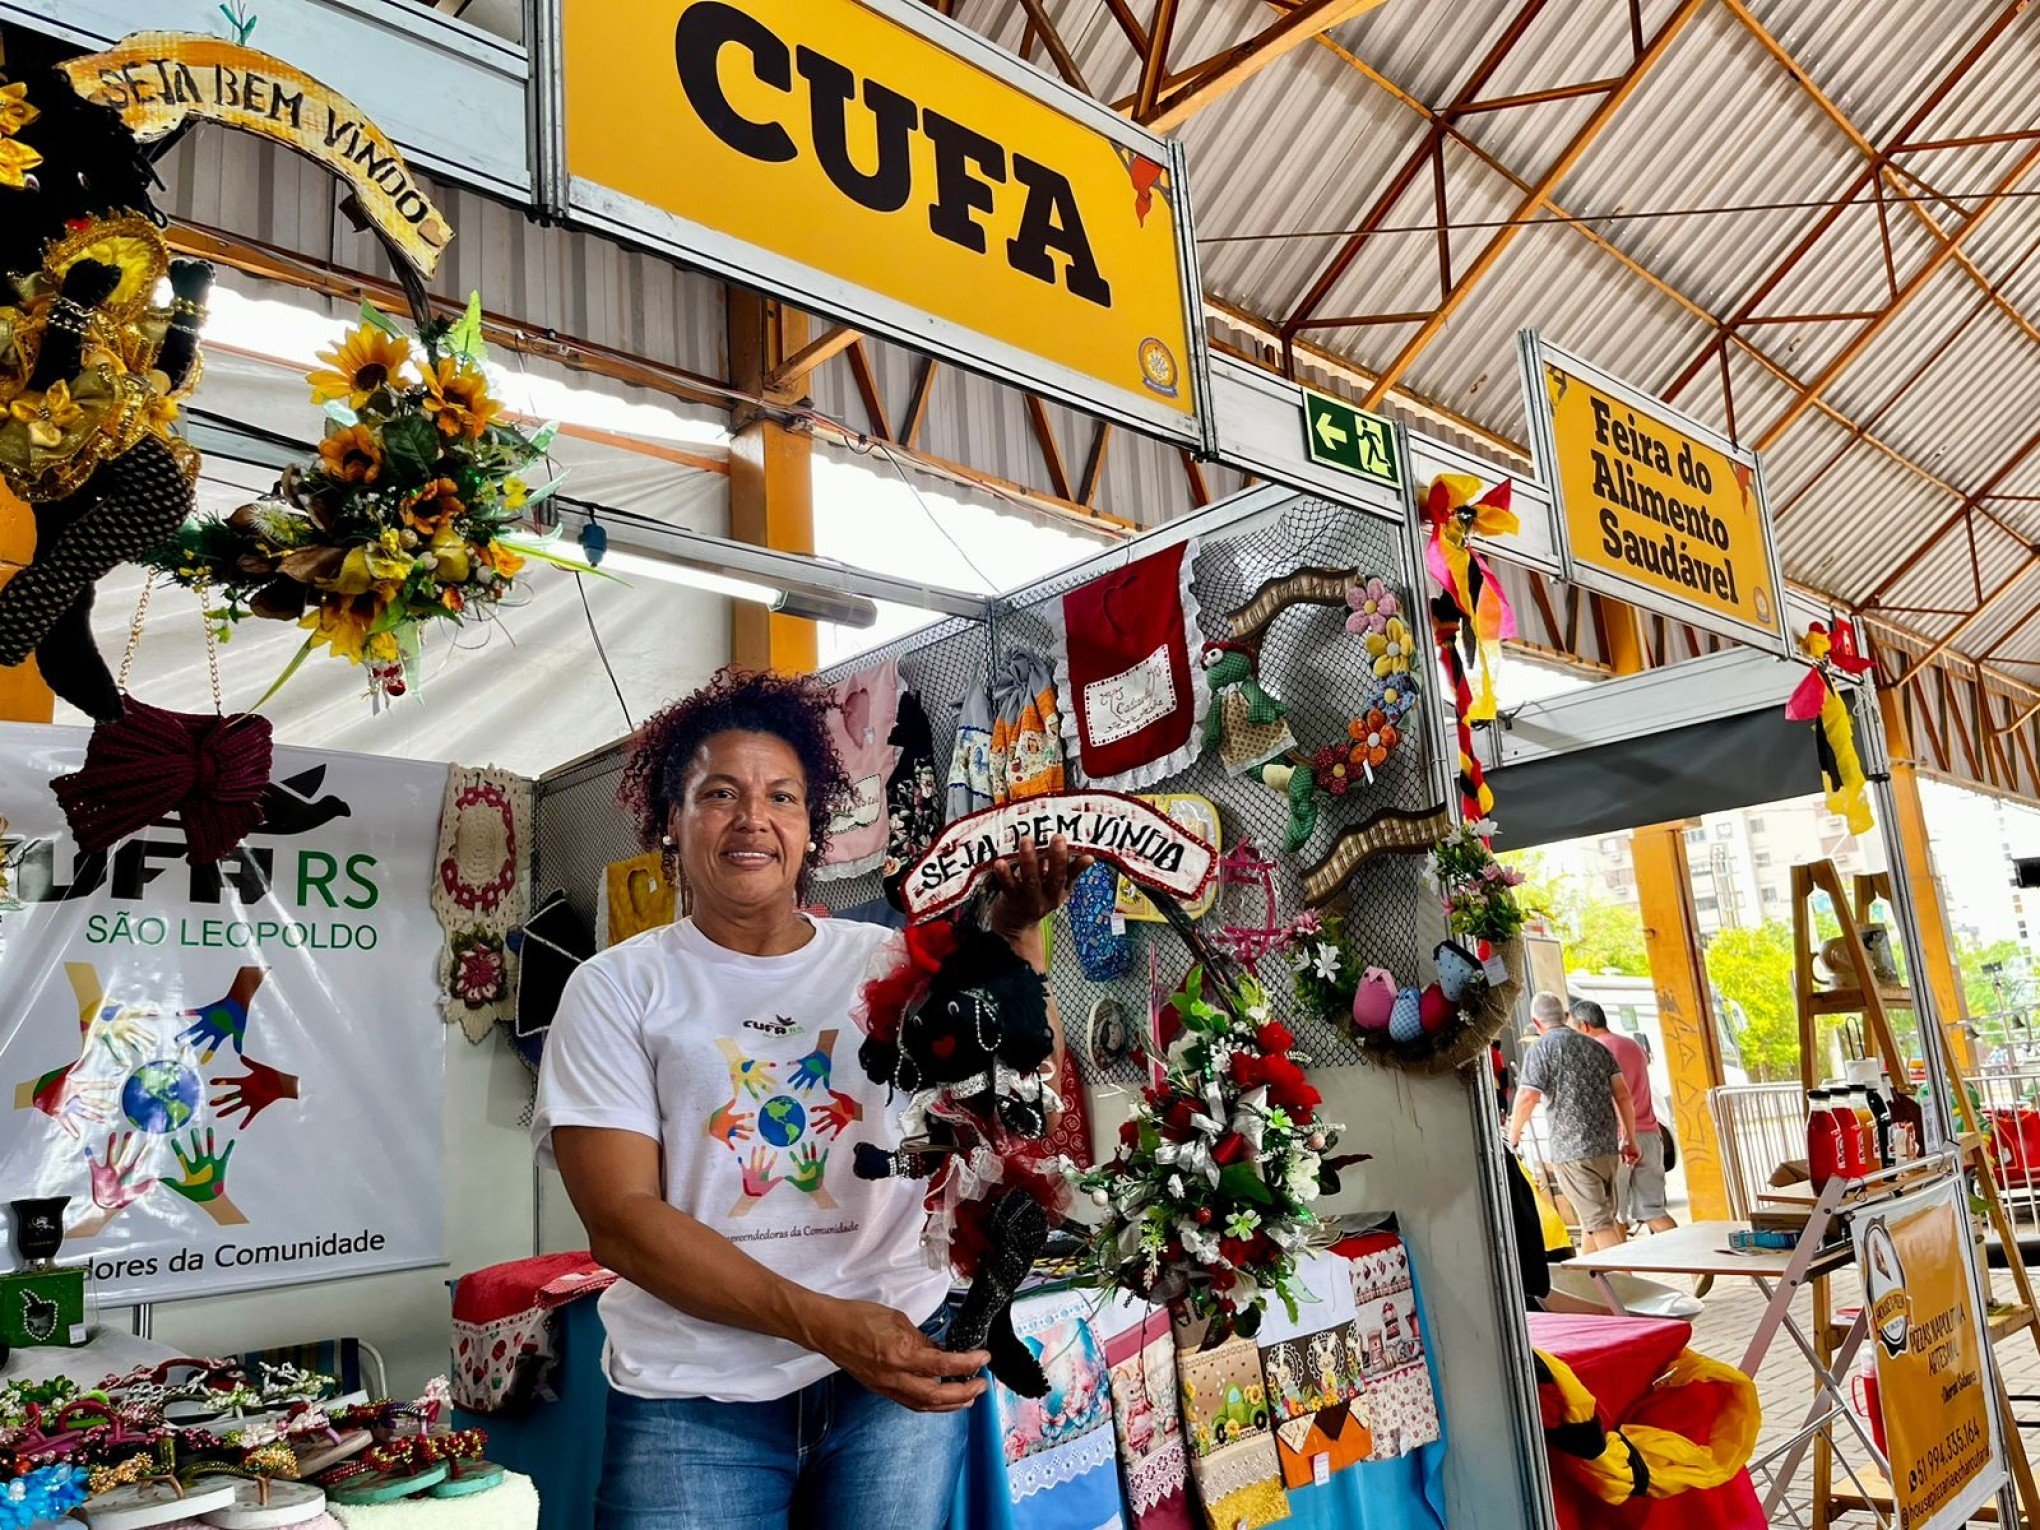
[854, 915, 1067, 1397]
[0, 32, 212, 720]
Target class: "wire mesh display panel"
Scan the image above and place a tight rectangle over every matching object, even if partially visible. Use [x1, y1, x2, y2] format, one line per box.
[807, 493, 1441, 1090]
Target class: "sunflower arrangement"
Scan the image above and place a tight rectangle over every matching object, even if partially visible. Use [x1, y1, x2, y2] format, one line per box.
[144, 298, 555, 702]
[1076, 962, 1337, 1335]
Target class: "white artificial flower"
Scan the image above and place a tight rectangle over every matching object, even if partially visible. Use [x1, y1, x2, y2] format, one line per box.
[1311, 944, 1342, 983]
[1168, 1174, 1185, 1199]
[1225, 1208, 1262, 1240]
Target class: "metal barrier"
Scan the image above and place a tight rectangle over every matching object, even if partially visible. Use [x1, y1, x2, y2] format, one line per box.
[1709, 1083, 1809, 1221]
[1965, 1067, 2040, 1229]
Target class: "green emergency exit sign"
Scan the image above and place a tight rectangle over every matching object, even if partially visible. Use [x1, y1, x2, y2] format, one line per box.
[1301, 387, 1401, 490]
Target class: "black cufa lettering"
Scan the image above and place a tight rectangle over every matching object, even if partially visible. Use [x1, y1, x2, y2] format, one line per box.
[1007, 155, 1111, 307]
[923, 110, 1007, 253]
[794, 47, 916, 212]
[676, 2, 797, 164]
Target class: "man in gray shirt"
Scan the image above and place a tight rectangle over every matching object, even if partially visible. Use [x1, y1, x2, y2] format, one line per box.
[1507, 991, 1641, 1251]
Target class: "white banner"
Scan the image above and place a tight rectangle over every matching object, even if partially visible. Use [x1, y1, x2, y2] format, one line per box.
[0, 726, 445, 1305]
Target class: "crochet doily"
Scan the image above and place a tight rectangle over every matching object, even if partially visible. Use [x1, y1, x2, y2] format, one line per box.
[430, 765, 531, 1041]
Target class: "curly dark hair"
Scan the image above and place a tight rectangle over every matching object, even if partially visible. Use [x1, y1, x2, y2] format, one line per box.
[618, 667, 853, 899]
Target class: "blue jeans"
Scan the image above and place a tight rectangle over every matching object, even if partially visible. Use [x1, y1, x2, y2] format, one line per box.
[594, 1314, 968, 1529]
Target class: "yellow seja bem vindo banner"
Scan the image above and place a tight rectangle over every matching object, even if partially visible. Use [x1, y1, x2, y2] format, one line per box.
[1853, 1177, 2006, 1530]
[563, 0, 1201, 439]
[1520, 333, 1787, 652]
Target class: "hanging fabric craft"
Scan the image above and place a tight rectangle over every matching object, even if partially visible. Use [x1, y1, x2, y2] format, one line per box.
[1052, 540, 1207, 789]
[598, 850, 674, 949]
[1785, 625, 1875, 835]
[1117, 795, 1221, 921]
[431, 765, 532, 1041]
[1199, 641, 1294, 774]
[50, 699, 273, 866]
[1099, 1298, 1195, 1530]
[1422, 473, 1517, 723]
[1300, 803, 1452, 908]
[816, 656, 900, 881]
[946, 664, 998, 821]
[990, 648, 1067, 800]
[881, 691, 944, 910]
[1067, 860, 1132, 981]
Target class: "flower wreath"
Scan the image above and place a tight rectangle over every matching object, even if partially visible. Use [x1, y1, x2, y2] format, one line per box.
[1282, 821, 1526, 1074]
[1209, 571, 1420, 853]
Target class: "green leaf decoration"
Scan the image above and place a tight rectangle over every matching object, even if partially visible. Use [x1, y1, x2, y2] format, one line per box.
[380, 414, 441, 482]
[357, 300, 405, 338]
[248, 635, 318, 715]
[526, 421, 559, 455]
[519, 471, 568, 509]
[447, 291, 485, 364]
[1219, 1162, 1275, 1205]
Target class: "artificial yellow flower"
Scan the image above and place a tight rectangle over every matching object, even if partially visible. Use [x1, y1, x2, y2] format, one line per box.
[420, 357, 502, 440]
[318, 423, 383, 485]
[477, 541, 525, 578]
[141, 369, 179, 432]
[307, 325, 412, 408]
[427, 526, 471, 584]
[9, 379, 82, 448]
[401, 476, 464, 535]
[0, 136, 41, 191]
[365, 632, 401, 664]
[0, 82, 39, 137]
[333, 543, 414, 595]
[57, 231, 160, 308]
[502, 477, 528, 510]
[300, 591, 393, 665]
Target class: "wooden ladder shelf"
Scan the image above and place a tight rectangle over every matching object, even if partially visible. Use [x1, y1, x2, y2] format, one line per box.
[1793, 858, 2040, 1527]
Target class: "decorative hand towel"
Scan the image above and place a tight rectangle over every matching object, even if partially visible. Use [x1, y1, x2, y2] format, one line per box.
[977, 1288, 1126, 1530]
[991, 648, 1067, 800]
[1052, 542, 1207, 790]
[431, 765, 532, 1041]
[1098, 1298, 1194, 1530]
[882, 691, 944, 909]
[1042, 1058, 1094, 1171]
[1343, 1231, 1442, 1460]
[817, 657, 900, 880]
[1257, 1250, 1371, 1489]
[947, 665, 998, 821]
[450, 1251, 616, 1416]
[1067, 860, 1132, 981]
[1176, 1327, 1288, 1530]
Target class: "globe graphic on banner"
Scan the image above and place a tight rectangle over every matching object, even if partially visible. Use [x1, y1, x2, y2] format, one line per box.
[758, 1095, 807, 1149]
[122, 1060, 201, 1134]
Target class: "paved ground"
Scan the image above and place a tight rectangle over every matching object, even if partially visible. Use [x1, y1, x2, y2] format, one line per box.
[1646, 1251, 2040, 1526]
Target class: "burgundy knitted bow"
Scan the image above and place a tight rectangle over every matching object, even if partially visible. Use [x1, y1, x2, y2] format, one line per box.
[52, 698, 275, 865]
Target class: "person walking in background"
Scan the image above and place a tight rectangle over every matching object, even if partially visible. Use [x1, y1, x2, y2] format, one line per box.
[1573, 997, 1678, 1236]
[1507, 991, 1642, 1252]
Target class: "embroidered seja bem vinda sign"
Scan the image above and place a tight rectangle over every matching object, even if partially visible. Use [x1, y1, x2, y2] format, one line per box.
[901, 791, 1216, 921]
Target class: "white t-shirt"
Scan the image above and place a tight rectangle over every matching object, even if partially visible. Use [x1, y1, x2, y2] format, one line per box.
[532, 914, 948, 1403]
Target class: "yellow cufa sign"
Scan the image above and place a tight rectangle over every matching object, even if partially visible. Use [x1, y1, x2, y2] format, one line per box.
[1519, 332, 1787, 653]
[562, 0, 1204, 444]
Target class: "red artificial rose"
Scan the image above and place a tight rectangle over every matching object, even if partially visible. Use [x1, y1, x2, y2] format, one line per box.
[1120, 1117, 1140, 1148]
[1255, 1020, 1295, 1055]
[1212, 1131, 1248, 1166]
[1163, 1240, 1184, 1264]
[1213, 1270, 1237, 1293]
[1164, 1099, 1196, 1138]
[1230, 1052, 1267, 1088]
[1247, 1232, 1277, 1265]
[1261, 1054, 1321, 1121]
[1217, 1238, 1250, 1267]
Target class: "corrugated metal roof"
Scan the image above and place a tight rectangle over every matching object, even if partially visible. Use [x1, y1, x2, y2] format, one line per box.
[943, 0, 2040, 680]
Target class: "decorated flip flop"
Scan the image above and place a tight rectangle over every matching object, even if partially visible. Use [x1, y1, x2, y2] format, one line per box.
[81, 1480, 240, 1530]
[324, 1462, 448, 1506]
[290, 1429, 371, 1478]
[428, 1459, 505, 1498]
[195, 1477, 328, 1529]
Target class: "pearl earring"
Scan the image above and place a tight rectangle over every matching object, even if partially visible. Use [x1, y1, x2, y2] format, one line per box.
[660, 834, 673, 848]
[807, 840, 818, 853]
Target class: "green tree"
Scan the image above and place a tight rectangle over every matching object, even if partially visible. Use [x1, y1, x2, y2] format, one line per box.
[1501, 849, 1650, 977]
[1704, 921, 1804, 1083]
[1954, 936, 2030, 1047]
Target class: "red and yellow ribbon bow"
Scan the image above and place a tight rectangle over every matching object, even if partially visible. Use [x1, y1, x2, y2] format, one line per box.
[1423, 474, 1518, 722]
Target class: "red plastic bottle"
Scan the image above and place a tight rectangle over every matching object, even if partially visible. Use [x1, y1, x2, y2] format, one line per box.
[1835, 1090, 1871, 1179]
[1808, 1088, 1845, 1191]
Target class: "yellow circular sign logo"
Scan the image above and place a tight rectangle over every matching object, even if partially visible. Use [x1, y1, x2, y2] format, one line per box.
[1138, 337, 1180, 398]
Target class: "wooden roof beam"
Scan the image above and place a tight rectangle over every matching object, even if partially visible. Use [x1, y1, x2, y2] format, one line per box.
[1357, 0, 1711, 408]
[1137, 0, 1392, 133]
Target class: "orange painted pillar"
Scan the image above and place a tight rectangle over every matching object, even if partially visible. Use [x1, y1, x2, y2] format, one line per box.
[726, 292, 818, 675]
[0, 482, 54, 722]
[1604, 599, 1731, 1220]
[1876, 688, 1975, 1074]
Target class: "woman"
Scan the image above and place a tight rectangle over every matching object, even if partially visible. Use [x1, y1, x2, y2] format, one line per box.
[534, 668, 1080, 1528]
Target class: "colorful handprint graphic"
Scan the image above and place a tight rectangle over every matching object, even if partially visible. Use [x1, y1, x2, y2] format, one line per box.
[713, 1028, 851, 1214]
